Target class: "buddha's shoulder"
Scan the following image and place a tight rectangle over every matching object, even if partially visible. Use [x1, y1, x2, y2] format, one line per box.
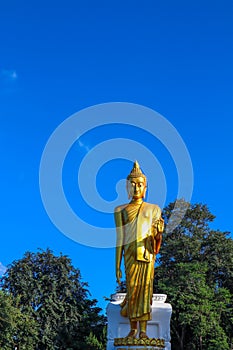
[143, 202, 161, 212]
[114, 203, 128, 213]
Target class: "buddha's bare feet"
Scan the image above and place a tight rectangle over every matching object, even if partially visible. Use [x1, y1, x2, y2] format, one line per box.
[126, 329, 137, 338]
[139, 331, 149, 339]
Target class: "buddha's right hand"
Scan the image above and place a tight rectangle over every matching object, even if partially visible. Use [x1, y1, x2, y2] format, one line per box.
[116, 268, 122, 285]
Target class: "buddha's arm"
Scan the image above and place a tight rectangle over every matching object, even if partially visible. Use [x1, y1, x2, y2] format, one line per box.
[155, 216, 164, 254]
[114, 208, 124, 285]
[116, 247, 123, 284]
[151, 206, 164, 255]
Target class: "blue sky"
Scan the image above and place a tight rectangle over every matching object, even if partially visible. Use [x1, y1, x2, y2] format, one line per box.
[0, 0, 233, 311]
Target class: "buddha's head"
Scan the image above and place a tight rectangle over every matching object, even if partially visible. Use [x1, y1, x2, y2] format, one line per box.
[126, 161, 147, 200]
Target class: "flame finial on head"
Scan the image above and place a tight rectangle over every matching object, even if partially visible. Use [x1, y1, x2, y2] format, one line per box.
[127, 161, 147, 181]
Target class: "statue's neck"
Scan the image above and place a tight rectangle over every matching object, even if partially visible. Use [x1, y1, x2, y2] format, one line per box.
[130, 198, 144, 205]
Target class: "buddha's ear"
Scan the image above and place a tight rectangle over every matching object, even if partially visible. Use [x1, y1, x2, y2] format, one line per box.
[126, 180, 132, 199]
[143, 185, 147, 198]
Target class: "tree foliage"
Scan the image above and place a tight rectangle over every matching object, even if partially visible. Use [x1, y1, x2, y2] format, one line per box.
[0, 248, 106, 349]
[0, 291, 38, 349]
[155, 199, 233, 350]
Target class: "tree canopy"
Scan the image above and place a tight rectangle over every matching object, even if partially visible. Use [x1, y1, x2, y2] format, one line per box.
[0, 248, 106, 349]
[0, 290, 39, 349]
[155, 199, 233, 350]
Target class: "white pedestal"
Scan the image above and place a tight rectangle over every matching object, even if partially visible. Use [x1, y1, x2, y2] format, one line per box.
[106, 293, 172, 350]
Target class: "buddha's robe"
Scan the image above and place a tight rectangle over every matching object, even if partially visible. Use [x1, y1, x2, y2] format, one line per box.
[114, 201, 162, 321]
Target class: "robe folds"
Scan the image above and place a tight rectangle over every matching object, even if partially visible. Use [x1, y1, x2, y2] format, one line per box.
[114, 201, 162, 322]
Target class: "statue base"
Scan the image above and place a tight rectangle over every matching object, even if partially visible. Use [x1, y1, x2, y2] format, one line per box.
[114, 337, 165, 348]
[106, 294, 172, 350]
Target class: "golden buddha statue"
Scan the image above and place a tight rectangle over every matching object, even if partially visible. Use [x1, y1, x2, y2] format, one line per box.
[114, 161, 164, 339]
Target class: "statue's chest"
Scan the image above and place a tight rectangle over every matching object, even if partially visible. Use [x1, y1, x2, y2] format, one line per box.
[122, 203, 142, 224]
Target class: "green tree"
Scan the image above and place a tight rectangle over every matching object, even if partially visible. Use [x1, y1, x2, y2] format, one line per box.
[0, 291, 38, 349]
[0, 248, 106, 349]
[155, 200, 233, 350]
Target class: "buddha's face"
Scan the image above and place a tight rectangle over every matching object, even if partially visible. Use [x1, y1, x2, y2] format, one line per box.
[128, 176, 147, 199]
